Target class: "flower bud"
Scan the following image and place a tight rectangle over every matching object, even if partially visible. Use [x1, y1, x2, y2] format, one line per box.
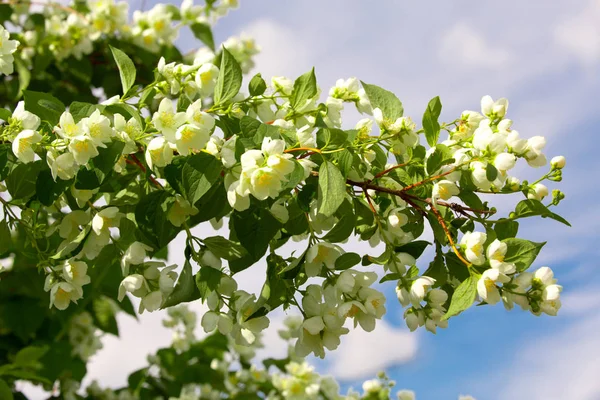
[550, 155, 566, 169]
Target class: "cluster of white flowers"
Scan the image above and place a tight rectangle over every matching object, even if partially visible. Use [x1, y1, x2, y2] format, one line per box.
[439, 95, 554, 196]
[44, 258, 91, 310]
[163, 305, 198, 352]
[5, 0, 246, 66]
[398, 276, 448, 334]
[225, 137, 303, 211]
[271, 362, 342, 400]
[0, 24, 19, 75]
[118, 241, 178, 313]
[146, 97, 216, 167]
[68, 311, 103, 361]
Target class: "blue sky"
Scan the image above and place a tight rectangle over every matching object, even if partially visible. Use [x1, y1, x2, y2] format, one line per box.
[26, 1, 600, 399]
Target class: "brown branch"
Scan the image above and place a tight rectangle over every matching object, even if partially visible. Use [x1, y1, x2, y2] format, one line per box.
[128, 154, 163, 189]
[400, 167, 458, 193]
[428, 202, 472, 267]
[372, 162, 409, 180]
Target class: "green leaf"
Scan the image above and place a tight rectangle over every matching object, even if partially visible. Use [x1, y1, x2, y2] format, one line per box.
[23, 91, 65, 125]
[502, 238, 545, 272]
[423, 96, 442, 147]
[195, 266, 223, 301]
[317, 161, 346, 217]
[513, 199, 571, 227]
[105, 103, 143, 127]
[486, 163, 498, 181]
[51, 225, 91, 260]
[6, 160, 43, 200]
[14, 345, 48, 367]
[203, 236, 248, 260]
[335, 253, 361, 270]
[494, 219, 519, 240]
[0, 379, 12, 400]
[36, 169, 73, 206]
[0, 220, 12, 254]
[444, 275, 478, 319]
[182, 152, 222, 204]
[92, 296, 119, 336]
[323, 212, 356, 243]
[110, 46, 137, 95]
[190, 22, 215, 51]
[360, 81, 403, 121]
[426, 144, 453, 175]
[290, 68, 317, 110]
[395, 240, 430, 259]
[214, 47, 242, 105]
[0, 108, 11, 121]
[163, 260, 200, 308]
[248, 73, 267, 96]
[69, 101, 105, 122]
[423, 249, 448, 285]
[231, 208, 281, 266]
[135, 191, 180, 249]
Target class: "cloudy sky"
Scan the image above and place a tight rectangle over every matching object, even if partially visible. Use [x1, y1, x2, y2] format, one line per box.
[25, 1, 600, 399]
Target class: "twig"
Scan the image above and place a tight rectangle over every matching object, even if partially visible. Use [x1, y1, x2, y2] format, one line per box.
[128, 154, 163, 189]
[372, 162, 409, 180]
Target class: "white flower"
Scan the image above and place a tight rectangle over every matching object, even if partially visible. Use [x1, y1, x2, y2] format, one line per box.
[49, 282, 83, 310]
[152, 98, 186, 141]
[11, 101, 40, 130]
[141, 290, 163, 313]
[481, 95, 508, 118]
[185, 99, 216, 130]
[494, 152, 516, 171]
[410, 276, 435, 305]
[201, 311, 219, 332]
[486, 239, 516, 274]
[305, 242, 342, 277]
[145, 136, 174, 170]
[533, 266, 556, 286]
[69, 135, 101, 165]
[58, 210, 89, 240]
[174, 124, 210, 155]
[271, 76, 294, 95]
[249, 167, 282, 200]
[362, 379, 382, 393]
[121, 242, 153, 275]
[167, 194, 198, 227]
[527, 183, 549, 201]
[477, 268, 510, 305]
[525, 136, 547, 167]
[195, 63, 220, 97]
[12, 129, 42, 163]
[551, 155, 566, 169]
[91, 207, 121, 235]
[81, 110, 113, 144]
[397, 390, 416, 400]
[55, 112, 83, 139]
[460, 231, 487, 265]
[0, 25, 19, 75]
[432, 180, 460, 201]
[62, 259, 91, 288]
[505, 130, 527, 154]
[47, 150, 79, 181]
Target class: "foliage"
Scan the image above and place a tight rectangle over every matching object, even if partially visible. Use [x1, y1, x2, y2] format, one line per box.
[0, 0, 569, 399]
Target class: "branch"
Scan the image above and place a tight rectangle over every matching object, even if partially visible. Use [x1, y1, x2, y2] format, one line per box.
[128, 154, 163, 189]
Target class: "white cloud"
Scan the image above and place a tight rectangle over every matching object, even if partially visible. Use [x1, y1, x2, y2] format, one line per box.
[325, 320, 418, 381]
[242, 18, 313, 81]
[554, 0, 600, 65]
[439, 23, 512, 70]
